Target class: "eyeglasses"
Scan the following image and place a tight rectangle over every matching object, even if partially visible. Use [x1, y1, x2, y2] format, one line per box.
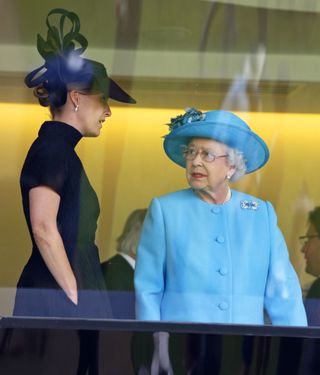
[182, 146, 228, 163]
[299, 234, 319, 245]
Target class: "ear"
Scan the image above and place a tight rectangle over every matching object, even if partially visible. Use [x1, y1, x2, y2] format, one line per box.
[227, 165, 236, 179]
[68, 90, 80, 108]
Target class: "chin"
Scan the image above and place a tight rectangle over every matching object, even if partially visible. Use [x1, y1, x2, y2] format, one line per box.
[189, 181, 205, 190]
[85, 130, 100, 137]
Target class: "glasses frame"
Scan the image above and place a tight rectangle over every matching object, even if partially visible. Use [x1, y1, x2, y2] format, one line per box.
[299, 234, 319, 245]
[181, 146, 228, 163]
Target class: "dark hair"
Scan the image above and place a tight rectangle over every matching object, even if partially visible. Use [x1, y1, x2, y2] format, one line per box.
[33, 82, 93, 117]
[309, 207, 320, 236]
[33, 82, 67, 116]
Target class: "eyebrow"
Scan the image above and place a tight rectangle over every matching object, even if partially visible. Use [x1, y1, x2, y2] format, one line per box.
[187, 146, 219, 153]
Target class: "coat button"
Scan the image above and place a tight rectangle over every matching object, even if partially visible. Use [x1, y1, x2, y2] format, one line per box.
[218, 267, 228, 276]
[216, 236, 225, 244]
[218, 302, 229, 310]
[211, 206, 221, 214]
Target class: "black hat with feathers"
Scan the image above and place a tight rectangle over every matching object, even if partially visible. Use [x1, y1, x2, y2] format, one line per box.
[25, 8, 136, 107]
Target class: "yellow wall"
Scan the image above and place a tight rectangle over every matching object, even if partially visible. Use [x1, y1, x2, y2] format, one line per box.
[1, 103, 319, 289]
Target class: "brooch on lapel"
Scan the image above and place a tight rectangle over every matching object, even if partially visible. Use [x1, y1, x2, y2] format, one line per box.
[240, 200, 260, 210]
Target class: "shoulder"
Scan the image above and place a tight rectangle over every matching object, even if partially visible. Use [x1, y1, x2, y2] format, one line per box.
[28, 135, 71, 161]
[231, 190, 278, 227]
[231, 189, 272, 211]
[101, 254, 122, 265]
[155, 188, 193, 204]
[101, 255, 133, 276]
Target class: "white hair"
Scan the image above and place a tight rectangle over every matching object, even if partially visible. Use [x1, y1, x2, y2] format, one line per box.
[185, 137, 247, 181]
[117, 209, 147, 255]
[226, 146, 247, 181]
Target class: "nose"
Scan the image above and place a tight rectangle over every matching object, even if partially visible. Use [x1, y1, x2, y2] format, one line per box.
[104, 103, 112, 117]
[191, 151, 203, 166]
[301, 242, 308, 254]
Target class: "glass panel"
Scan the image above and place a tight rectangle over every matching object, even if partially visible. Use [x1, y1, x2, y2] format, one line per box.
[0, 1, 319, 331]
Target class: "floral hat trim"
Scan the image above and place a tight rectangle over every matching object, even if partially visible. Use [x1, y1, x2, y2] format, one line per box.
[167, 108, 206, 131]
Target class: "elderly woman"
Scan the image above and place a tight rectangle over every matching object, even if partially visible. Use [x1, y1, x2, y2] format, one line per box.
[135, 108, 307, 326]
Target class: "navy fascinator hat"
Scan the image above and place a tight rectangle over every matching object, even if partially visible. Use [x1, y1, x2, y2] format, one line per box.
[25, 8, 136, 107]
[163, 108, 269, 174]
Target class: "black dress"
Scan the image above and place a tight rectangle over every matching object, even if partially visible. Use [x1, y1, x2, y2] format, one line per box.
[14, 121, 112, 319]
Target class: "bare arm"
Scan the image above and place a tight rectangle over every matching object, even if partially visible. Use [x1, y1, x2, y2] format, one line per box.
[29, 186, 78, 305]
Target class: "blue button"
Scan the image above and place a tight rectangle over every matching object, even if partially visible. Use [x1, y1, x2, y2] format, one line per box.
[216, 236, 225, 244]
[218, 302, 229, 310]
[218, 267, 228, 276]
[211, 206, 221, 214]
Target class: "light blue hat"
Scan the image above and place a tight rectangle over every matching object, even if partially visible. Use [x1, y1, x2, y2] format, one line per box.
[163, 108, 269, 173]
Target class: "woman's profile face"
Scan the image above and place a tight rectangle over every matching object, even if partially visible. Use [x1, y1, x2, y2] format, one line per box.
[76, 93, 112, 137]
[185, 138, 233, 195]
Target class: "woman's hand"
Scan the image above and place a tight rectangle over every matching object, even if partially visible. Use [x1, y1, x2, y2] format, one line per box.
[29, 186, 78, 305]
[66, 288, 78, 305]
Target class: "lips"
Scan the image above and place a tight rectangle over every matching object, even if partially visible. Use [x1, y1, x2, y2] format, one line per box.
[98, 119, 105, 128]
[191, 172, 207, 179]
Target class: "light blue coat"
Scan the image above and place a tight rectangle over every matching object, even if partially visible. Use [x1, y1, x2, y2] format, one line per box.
[134, 189, 307, 326]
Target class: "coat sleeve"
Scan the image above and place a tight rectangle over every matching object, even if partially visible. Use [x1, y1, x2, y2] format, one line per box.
[264, 201, 307, 326]
[134, 198, 166, 320]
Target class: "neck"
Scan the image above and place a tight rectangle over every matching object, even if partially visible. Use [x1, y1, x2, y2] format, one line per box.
[195, 185, 231, 204]
[54, 112, 83, 135]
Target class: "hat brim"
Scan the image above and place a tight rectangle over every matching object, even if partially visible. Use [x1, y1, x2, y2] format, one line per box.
[108, 78, 136, 104]
[163, 121, 269, 173]
[85, 58, 136, 104]
[91, 75, 136, 104]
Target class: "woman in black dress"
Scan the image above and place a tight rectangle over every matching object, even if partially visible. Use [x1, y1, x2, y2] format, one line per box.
[13, 8, 136, 319]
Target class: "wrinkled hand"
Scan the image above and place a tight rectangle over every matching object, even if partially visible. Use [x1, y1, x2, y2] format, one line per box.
[151, 332, 173, 375]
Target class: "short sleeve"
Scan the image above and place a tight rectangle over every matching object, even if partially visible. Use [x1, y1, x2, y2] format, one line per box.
[21, 143, 68, 196]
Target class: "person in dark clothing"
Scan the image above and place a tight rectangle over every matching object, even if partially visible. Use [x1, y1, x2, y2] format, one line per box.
[5, 8, 135, 375]
[276, 207, 320, 375]
[298, 207, 320, 374]
[14, 7, 135, 320]
[101, 208, 147, 319]
[300, 206, 320, 324]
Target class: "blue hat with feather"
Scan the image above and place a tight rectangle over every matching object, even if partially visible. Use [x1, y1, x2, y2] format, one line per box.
[163, 108, 269, 173]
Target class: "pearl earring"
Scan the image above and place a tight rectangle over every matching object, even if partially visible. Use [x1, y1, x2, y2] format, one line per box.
[74, 104, 79, 112]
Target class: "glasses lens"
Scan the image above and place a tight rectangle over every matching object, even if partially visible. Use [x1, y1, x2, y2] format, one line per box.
[299, 237, 307, 246]
[299, 235, 318, 245]
[202, 150, 216, 162]
[182, 148, 196, 160]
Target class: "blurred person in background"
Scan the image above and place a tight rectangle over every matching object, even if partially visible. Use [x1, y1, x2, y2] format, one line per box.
[101, 208, 147, 318]
[300, 206, 320, 325]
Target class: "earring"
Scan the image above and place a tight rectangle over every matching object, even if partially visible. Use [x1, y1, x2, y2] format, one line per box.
[226, 174, 231, 180]
[74, 104, 79, 112]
